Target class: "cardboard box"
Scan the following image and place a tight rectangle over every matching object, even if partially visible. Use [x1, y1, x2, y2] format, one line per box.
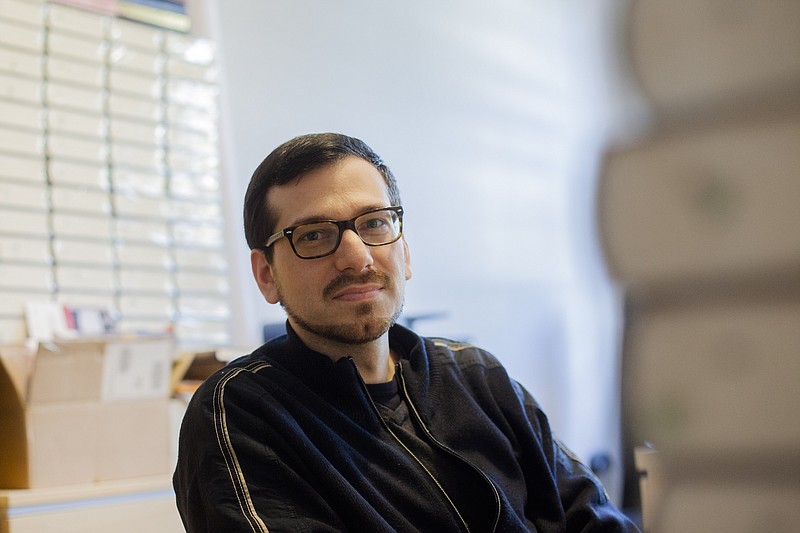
[170, 349, 225, 395]
[599, 116, 800, 289]
[171, 348, 239, 398]
[0, 337, 175, 489]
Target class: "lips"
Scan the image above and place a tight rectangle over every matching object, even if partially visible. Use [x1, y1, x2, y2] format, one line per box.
[323, 271, 388, 300]
[331, 284, 382, 301]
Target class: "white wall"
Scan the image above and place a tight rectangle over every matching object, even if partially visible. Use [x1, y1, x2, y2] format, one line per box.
[194, 0, 644, 502]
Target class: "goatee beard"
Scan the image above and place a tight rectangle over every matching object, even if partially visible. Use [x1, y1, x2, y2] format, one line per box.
[286, 303, 402, 345]
[280, 270, 404, 345]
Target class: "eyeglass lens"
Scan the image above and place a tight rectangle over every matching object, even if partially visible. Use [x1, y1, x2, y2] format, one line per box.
[291, 208, 401, 258]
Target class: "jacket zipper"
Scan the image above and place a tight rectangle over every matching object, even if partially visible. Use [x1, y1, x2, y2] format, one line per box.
[395, 360, 502, 533]
[349, 358, 473, 533]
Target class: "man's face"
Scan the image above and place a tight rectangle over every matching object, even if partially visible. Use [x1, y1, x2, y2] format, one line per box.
[250, 156, 412, 347]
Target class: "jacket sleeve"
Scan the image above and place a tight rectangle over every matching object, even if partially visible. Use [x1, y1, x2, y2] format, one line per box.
[512, 380, 640, 532]
[172, 371, 346, 533]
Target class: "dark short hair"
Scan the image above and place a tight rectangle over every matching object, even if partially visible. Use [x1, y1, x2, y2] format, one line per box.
[243, 133, 402, 259]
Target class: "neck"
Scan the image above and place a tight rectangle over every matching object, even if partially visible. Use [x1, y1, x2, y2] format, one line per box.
[351, 346, 397, 384]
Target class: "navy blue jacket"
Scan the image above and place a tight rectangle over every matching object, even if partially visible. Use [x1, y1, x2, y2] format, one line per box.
[174, 324, 638, 532]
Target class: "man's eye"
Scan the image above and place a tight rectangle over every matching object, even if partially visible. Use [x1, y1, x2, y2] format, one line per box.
[296, 225, 336, 244]
[299, 231, 322, 242]
[359, 216, 393, 235]
[364, 217, 386, 229]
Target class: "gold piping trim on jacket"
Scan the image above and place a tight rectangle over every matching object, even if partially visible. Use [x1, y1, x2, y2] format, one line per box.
[213, 362, 273, 532]
[432, 339, 475, 351]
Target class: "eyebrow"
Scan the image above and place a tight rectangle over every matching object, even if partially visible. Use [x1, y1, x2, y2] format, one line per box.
[284, 204, 390, 228]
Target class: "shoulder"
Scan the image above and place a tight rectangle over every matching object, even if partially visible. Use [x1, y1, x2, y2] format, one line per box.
[421, 336, 535, 407]
[424, 336, 505, 371]
[188, 349, 277, 407]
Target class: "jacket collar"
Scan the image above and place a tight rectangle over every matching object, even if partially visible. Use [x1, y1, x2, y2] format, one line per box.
[259, 321, 429, 388]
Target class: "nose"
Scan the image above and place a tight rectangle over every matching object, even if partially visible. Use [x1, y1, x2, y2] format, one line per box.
[332, 228, 373, 272]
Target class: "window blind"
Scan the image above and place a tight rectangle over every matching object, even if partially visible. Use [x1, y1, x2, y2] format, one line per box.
[0, 0, 230, 348]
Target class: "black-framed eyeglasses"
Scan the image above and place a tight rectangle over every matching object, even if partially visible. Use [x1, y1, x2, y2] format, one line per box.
[264, 206, 404, 259]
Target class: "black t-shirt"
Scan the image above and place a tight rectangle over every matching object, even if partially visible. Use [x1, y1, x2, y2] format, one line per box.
[366, 377, 496, 532]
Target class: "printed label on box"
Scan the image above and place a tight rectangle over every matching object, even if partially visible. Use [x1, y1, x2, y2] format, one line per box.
[101, 339, 172, 401]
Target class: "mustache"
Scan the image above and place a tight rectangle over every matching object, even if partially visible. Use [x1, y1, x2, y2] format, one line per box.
[323, 270, 389, 299]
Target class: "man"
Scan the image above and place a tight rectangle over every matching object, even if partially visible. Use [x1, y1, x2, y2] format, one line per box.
[173, 133, 639, 532]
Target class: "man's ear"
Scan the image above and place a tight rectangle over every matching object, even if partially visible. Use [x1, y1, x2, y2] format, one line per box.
[250, 249, 281, 304]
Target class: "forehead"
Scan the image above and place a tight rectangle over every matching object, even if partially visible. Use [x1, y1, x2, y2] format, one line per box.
[268, 157, 391, 227]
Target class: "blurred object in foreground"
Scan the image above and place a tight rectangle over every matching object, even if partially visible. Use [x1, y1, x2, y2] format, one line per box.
[634, 446, 800, 533]
[600, 116, 800, 291]
[601, 0, 800, 530]
[627, 0, 800, 124]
